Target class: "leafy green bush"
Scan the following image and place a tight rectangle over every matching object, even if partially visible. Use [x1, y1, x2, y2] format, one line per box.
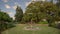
[6, 22, 15, 28]
[0, 22, 15, 31]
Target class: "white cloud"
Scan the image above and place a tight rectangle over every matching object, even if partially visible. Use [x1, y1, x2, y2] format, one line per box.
[6, 11, 12, 15]
[2, 0, 9, 2]
[41, 0, 45, 1]
[25, 0, 43, 6]
[14, 2, 21, 6]
[12, 2, 21, 10]
[13, 5, 17, 10]
[31, 0, 45, 1]
[26, 1, 32, 6]
[15, 2, 18, 5]
[32, 0, 37, 1]
[31, 0, 40, 1]
[12, 17, 15, 20]
[6, 11, 15, 20]
[5, 4, 11, 9]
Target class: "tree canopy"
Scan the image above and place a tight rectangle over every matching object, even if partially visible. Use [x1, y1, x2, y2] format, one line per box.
[23, 1, 59, 26]
[0, 10, 13, 34]
[15, 6, 23, 22]
[0, 11, 12, 22]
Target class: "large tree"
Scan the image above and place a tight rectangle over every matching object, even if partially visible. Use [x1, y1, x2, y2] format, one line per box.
[0, 10, 13, 34]
[15, 6, 23, 22]
[23, 1, 58, 26]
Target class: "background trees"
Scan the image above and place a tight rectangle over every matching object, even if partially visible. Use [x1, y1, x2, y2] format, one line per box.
[0, 10, 14, 34]
[15, 6, 23, 22]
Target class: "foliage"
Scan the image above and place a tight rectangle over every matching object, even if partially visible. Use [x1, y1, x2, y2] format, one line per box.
[15, 6, 23, 22]
[0, 10, 14, 34]
[0, 12, 12, 22]
[23, 1, 59, 26]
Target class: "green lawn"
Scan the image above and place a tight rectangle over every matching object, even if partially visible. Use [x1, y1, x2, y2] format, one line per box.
[2, 24, 60, 34]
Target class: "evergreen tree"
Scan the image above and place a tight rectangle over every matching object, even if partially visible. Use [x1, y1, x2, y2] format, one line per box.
[15, 6, 23, 22]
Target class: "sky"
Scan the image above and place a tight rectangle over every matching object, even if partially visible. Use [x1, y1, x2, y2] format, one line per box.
[0, 0, 32, 19]
[0, 0, 56, 19]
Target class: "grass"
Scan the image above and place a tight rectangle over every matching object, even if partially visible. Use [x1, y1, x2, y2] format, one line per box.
[2, 24, 60, 34]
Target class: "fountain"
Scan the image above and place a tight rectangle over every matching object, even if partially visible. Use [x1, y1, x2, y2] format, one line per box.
[23, 13, 40, 30]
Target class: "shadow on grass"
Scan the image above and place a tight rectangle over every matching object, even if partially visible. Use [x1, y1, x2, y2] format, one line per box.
[1, 24, 16, 34]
